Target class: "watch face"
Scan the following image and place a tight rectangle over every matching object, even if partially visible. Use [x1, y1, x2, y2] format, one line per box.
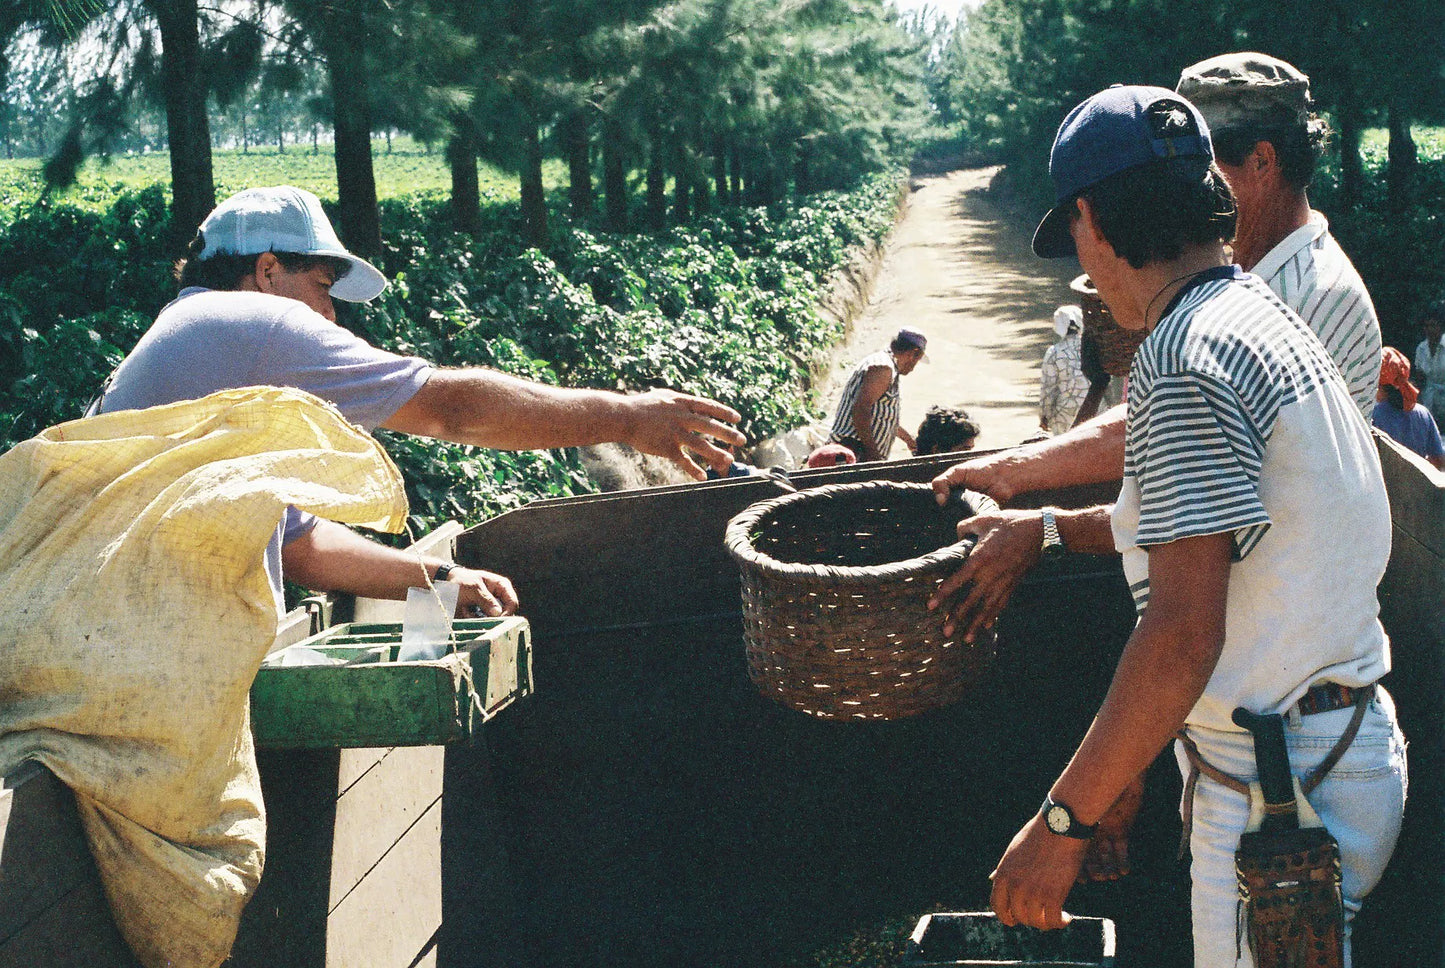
[1045, 804, 1071, 834]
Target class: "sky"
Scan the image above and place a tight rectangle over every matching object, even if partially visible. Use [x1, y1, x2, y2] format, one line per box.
[889, 0, 983, 23]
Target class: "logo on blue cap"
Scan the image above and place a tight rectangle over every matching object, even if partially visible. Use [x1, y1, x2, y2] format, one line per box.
[1033, 85, 1214, 259]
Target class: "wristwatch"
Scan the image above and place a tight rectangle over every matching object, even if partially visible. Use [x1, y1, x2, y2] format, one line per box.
[1041, 796, 1095, 839]
[1040, 507, 1066, 561]
[432, 563, 455, 583]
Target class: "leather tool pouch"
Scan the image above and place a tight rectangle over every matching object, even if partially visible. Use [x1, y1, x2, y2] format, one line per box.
[1235, 825, 1345, 968]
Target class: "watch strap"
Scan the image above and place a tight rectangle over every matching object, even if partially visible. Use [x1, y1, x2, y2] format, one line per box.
[433, 563, 455, 583]
[1041, 796, 1096, 839]
[1040, 507, 1065, 555]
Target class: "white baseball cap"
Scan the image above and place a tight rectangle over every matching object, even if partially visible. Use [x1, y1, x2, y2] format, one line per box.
[196, 186, 388, 302]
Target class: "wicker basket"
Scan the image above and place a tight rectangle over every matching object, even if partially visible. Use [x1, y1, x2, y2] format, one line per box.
[724, 481, 999, 721]
[1071, 273, 1145, 377]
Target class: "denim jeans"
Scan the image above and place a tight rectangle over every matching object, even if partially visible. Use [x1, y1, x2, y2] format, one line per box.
[1174, 687, 1407, 968]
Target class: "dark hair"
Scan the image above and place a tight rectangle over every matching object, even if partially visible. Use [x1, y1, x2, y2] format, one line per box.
[1420, 299, 1445, 329]
[173, 231, 351, 290]
[890, 335, 923, 355]
[1382, 384, 1405, 410]
[1079, 158, 1237, 270]
[915, 405, 980, 456]
[1210, 115, 1329, 189]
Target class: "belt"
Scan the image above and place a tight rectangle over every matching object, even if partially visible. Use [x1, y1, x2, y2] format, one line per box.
[1295, 681, 1375, 717]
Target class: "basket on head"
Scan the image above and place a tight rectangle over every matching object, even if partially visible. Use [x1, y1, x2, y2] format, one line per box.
[1071, 274, 1145, 377]
[724, 481, 998, 721]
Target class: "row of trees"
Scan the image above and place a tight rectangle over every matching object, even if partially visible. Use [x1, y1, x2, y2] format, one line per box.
[3, 0, 931, 251]
[926, 0, 1445, 213]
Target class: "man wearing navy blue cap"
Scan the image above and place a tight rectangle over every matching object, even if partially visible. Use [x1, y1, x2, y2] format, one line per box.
[930, 87, 1404, 965]
[95, 186, 746, 620]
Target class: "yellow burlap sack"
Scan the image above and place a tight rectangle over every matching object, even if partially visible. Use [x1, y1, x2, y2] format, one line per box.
[0, 386, 408, 968]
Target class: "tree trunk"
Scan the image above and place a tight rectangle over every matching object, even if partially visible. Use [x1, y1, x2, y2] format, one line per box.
[729, 143, 742, 205]
[1337, 95, 1364, 208]
[646, 129, 667, 231]
[671, 141, 689, 223]
[447, 112, 480, 234]
[519, 118, 548, 249]
[603, 118, 628, 232]
[1386, 99, 1417, 214]
[563, 108, 593, 219]
[322, 21, 383, 261]
[794, 144, 810, 195]
[692, 172, 710, 215]
[150, 0, 215, 246]
[713, 135, 727, 205]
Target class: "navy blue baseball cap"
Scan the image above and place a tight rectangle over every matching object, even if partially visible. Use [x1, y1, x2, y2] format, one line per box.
[1032, 85, 1214, 258]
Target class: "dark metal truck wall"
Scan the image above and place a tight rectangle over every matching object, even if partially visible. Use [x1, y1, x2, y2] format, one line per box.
[1, 441, 1439, 968]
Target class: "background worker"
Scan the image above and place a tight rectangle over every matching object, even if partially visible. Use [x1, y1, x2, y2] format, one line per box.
[94, 185, 745, 620]
[1414, 301, 1445, 428]
[915, 405, 981, 456]
[827, 327, 927, 461]
[1373, 346, 1445, 470]
[940, 84, 1404, 965]
[1038, 305, 1089, 435]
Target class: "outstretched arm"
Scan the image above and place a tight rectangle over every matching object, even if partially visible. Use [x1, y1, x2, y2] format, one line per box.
[282, 518, 519, 617]
[384, 368, 746, 479]
[932, 403, 1127, 505]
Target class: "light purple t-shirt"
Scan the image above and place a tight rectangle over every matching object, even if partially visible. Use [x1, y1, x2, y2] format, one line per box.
[97, 287, 432, 607]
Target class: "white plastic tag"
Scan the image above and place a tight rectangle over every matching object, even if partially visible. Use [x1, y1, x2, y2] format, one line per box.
[398, 581, 460, 662]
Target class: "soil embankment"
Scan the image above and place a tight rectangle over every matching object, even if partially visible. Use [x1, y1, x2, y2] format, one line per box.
[817, 167, 1083, 452]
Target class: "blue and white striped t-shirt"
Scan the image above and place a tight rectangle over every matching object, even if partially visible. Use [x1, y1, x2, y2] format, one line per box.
[830, 350, 901, 453]
[1111, 267, 1391, 731]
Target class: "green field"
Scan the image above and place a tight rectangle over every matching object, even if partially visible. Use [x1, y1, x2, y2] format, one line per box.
[0, 136, 570, 209]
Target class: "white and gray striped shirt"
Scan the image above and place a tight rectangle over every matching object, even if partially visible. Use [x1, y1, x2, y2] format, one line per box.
[1251, 211, 1381, 417]
[1112, 267, 1390, 730]
[830, 350, 901, 453]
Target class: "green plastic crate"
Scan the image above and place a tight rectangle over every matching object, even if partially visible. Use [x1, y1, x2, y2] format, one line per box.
[903, 912, 1116, 967]
[250, 616, 532, 749]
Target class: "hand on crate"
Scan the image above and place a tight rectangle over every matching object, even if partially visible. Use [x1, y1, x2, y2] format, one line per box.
[446, 566, 519, 618]
[990, 811, 1088, 932]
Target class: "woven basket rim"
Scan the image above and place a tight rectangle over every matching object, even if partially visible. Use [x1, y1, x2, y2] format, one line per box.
[723, 480, 992, 586]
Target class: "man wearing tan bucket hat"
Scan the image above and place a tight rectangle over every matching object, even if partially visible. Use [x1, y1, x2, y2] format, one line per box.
[93, 185, 746, 620]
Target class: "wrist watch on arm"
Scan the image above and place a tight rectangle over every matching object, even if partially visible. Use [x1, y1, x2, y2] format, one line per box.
[1040, 507, 1066, 561]
[1041, 795, 1096, 839]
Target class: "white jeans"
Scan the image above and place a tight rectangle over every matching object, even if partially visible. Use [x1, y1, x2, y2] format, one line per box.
[1174, 687, 1407, 968]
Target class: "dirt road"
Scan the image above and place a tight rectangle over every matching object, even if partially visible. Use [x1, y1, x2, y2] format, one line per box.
[818, 167, 1083, 452]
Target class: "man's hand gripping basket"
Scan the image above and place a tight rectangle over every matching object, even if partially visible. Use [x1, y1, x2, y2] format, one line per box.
[725, 481, 998, 721]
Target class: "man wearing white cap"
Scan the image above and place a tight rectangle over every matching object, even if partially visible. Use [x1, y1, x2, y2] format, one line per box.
[827, 327, 927, 462]
[94, 186, 745, 618]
